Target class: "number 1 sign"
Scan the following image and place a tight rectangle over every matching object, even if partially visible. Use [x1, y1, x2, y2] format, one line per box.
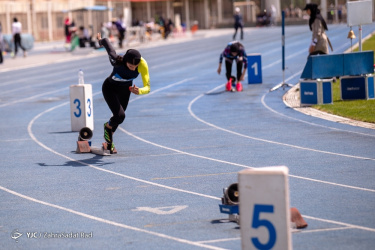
[247, 54, 262, 84]
[239, 166, 291, 250]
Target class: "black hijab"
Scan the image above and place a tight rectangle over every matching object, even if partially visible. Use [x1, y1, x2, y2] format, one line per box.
[304, 3, 328, 31]
[122, 49, 141, 65]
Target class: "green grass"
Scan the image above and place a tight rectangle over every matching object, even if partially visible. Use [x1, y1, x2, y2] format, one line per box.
[353, 33, 375, 61]
[314, 80, 375, 123]
[313, 34, 375, 124]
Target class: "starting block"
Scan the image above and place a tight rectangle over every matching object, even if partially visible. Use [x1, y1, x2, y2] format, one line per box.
[76, 142, 115, 156]
[75, 127, 114, 156]
[76, 140, 91, 153]
[290, 207, 308, 229]
[219, 204, 239, 223]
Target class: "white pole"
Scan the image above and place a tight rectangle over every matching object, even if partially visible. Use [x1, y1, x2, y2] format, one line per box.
[335, 0, 338, 23]
[321, 0, 327, 20]
[217, 0, 222, 24]
[204, 0, 209, 28]
[359, 25, 362, 51]
[184, 0, 190, 30]
[6, 1, 11, 34]
[108, 0, 112, 23]
[26, 1, 32, 34]
[146, 2, 151, 22]
[47, 0, 53, 41]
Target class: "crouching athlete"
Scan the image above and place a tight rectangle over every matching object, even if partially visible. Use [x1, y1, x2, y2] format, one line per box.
[97, 32, 150, 153]
[217, 41, 247, 92]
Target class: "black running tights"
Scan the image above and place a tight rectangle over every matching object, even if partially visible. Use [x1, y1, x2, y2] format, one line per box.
[102, 78, 132, 132]
[225, 59, 243, 82]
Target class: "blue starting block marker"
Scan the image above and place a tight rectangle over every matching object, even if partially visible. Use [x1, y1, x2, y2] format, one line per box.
[368, 74, 375, 99]
[300, 79, 333, 106]
[219, 204, 239, 223]
[219, 204, 239, 214]
[247, 54, 262, 84]
[341, 74, 375, 100]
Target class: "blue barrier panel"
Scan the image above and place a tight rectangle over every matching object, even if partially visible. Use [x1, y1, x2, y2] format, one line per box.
[301, 51, 374, 79]
[312, 54, 344, 79]
[301, 54, 343, 79]
[341, 76, 366, 100]
[247, 54, 262, 84]
[300, 57, 313, 79]
[344, 51, 374, 76]
[368, 75, 374, 99]
[300, 81, 318, 106]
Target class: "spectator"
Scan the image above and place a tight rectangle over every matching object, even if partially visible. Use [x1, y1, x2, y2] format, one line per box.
[233, 7, 244, 40]
[0, 22, 3, 64]
[164, 18, 174, 39]
[78, 26, 89, 47]
[12, 17, 27, 58]
[270, 5, 277, 25]
[112, 18, 126, 48]
[304, 3, 333, 56]
[64, 17, 72, 44]
[100, 22, 109, 39]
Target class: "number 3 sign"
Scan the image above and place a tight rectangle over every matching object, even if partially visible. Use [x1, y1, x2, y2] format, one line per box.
[69, 84, 94, 132]
[239, 166, 291, 250]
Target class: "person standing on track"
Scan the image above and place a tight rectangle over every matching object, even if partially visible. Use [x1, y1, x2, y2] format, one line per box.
[0, 22, 3, 64]
[233, 7, 244, 40]
[217, 41, 247, 92]
[97, 32, 150, 154]
[12, 17, 27, 58]
[304, 3, 332, 56]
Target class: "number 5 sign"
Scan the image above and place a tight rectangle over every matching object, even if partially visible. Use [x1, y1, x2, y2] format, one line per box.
[247, 54, 262, 84]
[239, 166, 291, 250]
[69, 84, 94, 132]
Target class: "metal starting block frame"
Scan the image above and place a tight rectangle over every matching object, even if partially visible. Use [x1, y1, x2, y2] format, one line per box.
[219, 204, 240, 223]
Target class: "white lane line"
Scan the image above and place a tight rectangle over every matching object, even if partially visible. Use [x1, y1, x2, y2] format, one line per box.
[197, 226, 358, 243]
[0, 185, 226, 250]
[126, 76, 375, 193]
[262, 50, 306, 70]
[296, 226, 353, 234]
[27, 81, 218, 201]
[0, 138, 32, 142]
[302, 215, 375, 233]
[118, 126, 255, 170]
[261, 72, 375, 137]
[197, 238, 241, 244]
[186, 86, 375, 193]
[0, 87, 68, 108]
[0, 69, 108, 95]
[0, 51, 102, 73]
[121, 123, 375, 193]
[188, 87, 375, 162]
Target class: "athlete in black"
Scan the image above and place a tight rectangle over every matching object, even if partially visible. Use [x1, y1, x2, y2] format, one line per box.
[97, 33, 150, 153]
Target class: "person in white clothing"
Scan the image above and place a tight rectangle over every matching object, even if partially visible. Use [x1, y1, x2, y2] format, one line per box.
[12, 17, 27, 58]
